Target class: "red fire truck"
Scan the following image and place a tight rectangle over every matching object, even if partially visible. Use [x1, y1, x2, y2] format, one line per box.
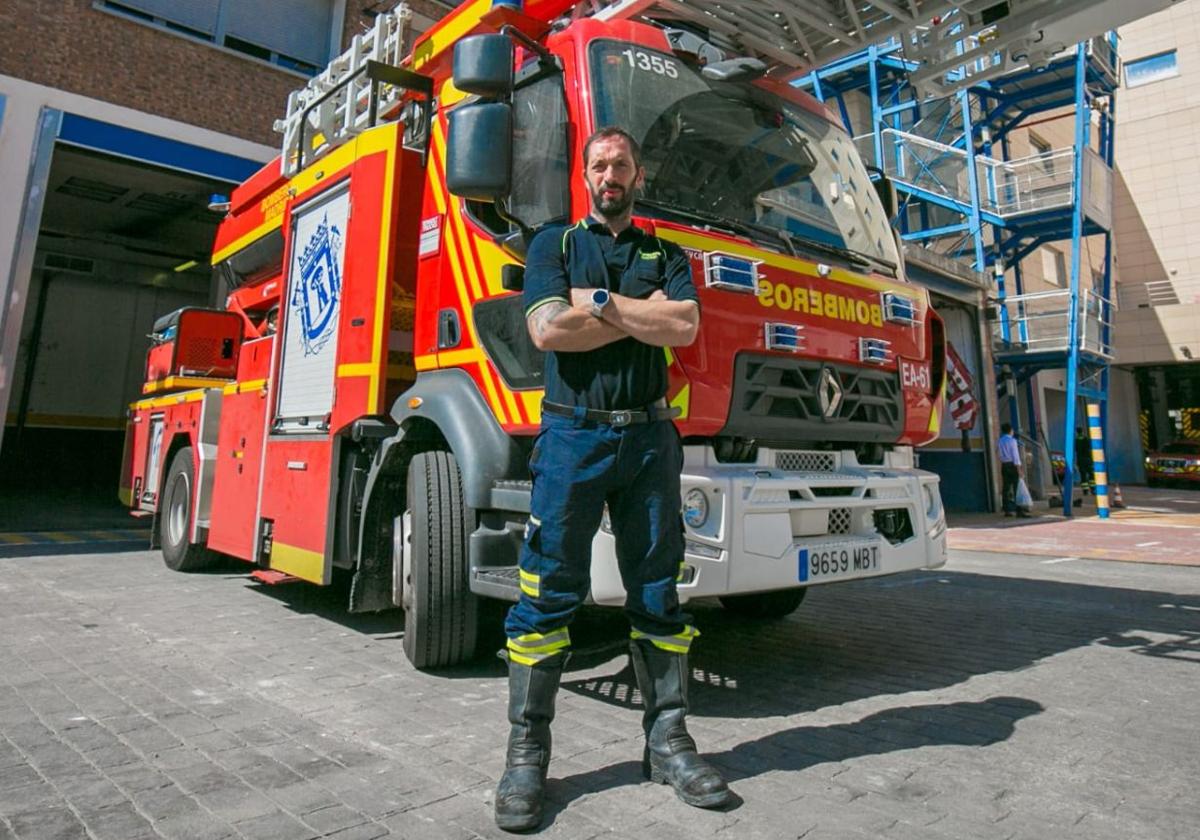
[121, 0, 948, 669]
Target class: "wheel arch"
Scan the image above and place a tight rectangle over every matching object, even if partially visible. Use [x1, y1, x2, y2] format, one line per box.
[348, 368, 526, 612]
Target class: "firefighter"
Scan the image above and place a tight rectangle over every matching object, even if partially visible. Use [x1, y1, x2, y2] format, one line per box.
[494, 126, 731, 832]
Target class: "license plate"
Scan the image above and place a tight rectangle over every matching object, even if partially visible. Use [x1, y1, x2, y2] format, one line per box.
[798, 545, 880, 582]
[1160, 467, 1180, 474]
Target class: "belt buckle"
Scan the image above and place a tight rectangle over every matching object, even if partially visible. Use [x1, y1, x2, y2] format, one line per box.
[610, 410, 632, 428]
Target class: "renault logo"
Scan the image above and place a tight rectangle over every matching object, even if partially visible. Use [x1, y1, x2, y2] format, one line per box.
[818, 367, 843, 420]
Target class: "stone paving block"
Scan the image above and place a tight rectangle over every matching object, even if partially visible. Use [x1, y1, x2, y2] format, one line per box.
[184, 730, 243, 756]
[300, 803, 369, 834]
[131, 783, 201, 823]
[233, 808, 319, 840]
[380, 809, 476, 840]
[6, 806, 89, 840]
[0, 768, 41, 794]
[168, 762, 243, 796]
[0, 781, 62, 817]
[152, 811, 237, 840]
[197, 785, 280, 824]
[320, 821, 390, 840]
[57, 776, 127, 815]
[264, 779, 342, 816]
[82, 801, 159, 840]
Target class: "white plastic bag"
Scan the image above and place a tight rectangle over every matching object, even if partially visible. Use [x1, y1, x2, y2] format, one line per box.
[1015, 478, 1032, 510]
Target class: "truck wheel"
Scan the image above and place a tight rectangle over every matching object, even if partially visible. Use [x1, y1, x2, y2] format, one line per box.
[160, 447, 215, 572]
[402, 451, 481, 669]
[719, 587, 807, 620]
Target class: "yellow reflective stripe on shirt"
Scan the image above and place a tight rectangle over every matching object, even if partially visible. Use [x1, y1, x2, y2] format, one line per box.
[524, 296, 568, 318]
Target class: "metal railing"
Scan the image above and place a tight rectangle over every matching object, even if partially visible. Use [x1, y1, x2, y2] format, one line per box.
[991, 288, 1115, 358]
[860, 129, 1094, 220]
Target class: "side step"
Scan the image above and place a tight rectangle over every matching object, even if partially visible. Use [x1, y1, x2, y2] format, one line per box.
[491, 479, 532, 513]
[250, 569, 301, 585]
[470, 565, 521, 602]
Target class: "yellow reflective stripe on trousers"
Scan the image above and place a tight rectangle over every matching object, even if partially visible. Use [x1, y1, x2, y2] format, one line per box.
[631, 624, 700, 654]
[506, 628, 571, 664]
[518, 568, 540, 598]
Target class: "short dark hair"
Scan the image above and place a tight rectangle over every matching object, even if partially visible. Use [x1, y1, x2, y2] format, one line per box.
[582, 126, 642, 169]
[1001, 423, 1013, 434]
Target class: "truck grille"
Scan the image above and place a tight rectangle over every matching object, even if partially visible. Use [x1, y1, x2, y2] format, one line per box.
[723, 355, 904, 444]
[829, 508, 853, 535]
[775, 451, 838, 472]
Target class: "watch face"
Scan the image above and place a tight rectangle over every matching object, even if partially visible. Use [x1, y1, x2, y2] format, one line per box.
[592, 289, 610, 305]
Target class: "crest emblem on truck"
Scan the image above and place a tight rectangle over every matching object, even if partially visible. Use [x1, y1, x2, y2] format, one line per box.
[292, 215, 343, 356]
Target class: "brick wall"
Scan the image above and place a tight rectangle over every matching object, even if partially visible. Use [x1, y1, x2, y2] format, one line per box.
[0, 1, 451, 147]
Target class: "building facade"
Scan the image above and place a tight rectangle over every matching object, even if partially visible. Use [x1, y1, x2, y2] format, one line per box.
[1110, 0, 1200, 470]
[0, 1, 446, 511]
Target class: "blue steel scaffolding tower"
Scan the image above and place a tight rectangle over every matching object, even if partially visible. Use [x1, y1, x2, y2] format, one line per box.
[801, 35, 1120, 516]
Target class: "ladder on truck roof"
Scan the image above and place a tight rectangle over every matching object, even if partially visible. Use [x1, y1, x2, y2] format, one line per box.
[275, 2, 432, 177]
[275, 0, 1178, 175]
[588, 0, 1174, 96]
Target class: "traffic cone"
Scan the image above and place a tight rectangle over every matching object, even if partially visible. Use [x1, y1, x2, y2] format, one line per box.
[1112, 483, 1125, 508]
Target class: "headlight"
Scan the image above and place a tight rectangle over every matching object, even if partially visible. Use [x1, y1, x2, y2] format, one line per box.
[922, 484, 939, 518]
[683, 489, 709, 529]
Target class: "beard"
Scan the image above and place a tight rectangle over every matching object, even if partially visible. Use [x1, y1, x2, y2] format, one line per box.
[590, 181, 635, 219]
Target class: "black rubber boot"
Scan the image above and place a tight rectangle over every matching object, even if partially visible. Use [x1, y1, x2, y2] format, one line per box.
[629, 640, 732, 809]
[494, 654, 564, 832]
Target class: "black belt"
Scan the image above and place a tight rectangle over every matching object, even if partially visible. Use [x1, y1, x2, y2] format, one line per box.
[542, 400, 679, 427]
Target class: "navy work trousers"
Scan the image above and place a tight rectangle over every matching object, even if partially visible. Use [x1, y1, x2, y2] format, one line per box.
[504, 409, 688, 643]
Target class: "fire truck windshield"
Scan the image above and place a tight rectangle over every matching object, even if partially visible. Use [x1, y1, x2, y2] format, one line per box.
[589, 40, 900, 268]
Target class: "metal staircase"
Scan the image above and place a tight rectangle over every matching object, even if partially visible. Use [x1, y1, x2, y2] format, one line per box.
[803, 26, 1123, 515]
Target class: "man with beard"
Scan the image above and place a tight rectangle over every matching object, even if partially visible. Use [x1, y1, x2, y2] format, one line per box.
[493, 126, 729, 832]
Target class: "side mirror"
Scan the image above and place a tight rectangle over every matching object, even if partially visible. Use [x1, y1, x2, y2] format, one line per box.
[453, 34, 514, 98]
[868, 168, 898, 221]
[446, 103, 513, 201]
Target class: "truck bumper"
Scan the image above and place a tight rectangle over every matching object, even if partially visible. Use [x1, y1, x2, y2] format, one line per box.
[588, 446, 947, 606]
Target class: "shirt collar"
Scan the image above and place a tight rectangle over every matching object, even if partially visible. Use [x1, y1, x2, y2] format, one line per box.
[584, 214, 642, 240]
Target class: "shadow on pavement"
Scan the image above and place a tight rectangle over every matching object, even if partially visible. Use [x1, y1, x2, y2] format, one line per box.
[559, 570, 1200, 720]
[542, 695, 1043, 822]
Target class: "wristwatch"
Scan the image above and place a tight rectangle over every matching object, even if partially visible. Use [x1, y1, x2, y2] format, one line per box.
[589, 288, 611, 319]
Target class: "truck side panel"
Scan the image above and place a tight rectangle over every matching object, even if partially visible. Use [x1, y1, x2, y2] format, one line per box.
[257, 124, 414, 583]
[205, 337, 272, 560]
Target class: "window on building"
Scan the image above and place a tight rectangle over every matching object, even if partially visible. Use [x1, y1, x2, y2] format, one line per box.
[1125, 50, 1179, 88]
[1042, 247, 1067, 286]
[97, 0, 336, 75]
[1029, 132, 1054, 177]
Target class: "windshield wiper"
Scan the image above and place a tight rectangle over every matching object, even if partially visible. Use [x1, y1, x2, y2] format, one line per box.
[635, 197, 797, 256]
[787, 235, 897, 276]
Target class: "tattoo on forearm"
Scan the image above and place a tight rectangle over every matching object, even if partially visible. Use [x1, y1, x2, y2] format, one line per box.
[531, 301, 569, 338]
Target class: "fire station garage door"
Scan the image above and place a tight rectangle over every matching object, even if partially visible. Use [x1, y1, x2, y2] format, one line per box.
[0, 130, 258, 526]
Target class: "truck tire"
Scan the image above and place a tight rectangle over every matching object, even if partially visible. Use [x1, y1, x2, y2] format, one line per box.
[719, 587, 807, 620]
[160, 447, 215, 572]
[402, 451, 481, 669]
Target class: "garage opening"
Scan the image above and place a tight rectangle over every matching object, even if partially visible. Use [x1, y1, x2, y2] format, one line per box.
[1, 144, 232, 529]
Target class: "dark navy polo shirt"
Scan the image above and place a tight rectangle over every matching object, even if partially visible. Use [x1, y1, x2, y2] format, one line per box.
[523, 216, 698, 411]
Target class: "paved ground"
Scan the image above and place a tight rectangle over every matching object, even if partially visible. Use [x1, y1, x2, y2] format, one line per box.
[948, 484, 1200, 565]
[1, 543, 1197, 840]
